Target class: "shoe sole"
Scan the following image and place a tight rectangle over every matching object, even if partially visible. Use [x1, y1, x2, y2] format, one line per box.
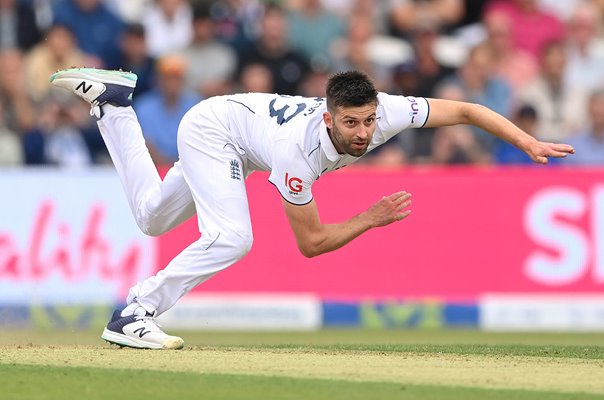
[101, 328, 184, 350]
[50, 68, 137, 88]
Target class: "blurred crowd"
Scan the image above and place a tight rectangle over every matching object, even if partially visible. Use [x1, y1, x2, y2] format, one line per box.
[1, 0, 604, 167]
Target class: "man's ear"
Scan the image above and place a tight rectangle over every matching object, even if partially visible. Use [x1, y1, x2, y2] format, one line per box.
[323, 111, 333, 130]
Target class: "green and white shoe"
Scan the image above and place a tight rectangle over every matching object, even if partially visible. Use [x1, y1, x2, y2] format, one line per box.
[50, 67, 138, 117]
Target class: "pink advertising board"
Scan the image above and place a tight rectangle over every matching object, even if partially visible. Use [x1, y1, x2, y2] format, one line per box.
[1, 167, 603, 305]
[158, 166, 604, 302]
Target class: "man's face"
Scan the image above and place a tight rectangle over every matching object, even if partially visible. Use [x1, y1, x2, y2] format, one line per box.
[324, 103, 377, 157]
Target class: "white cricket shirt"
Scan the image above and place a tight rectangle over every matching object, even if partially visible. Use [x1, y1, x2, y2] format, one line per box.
[223, 92, 430, 205]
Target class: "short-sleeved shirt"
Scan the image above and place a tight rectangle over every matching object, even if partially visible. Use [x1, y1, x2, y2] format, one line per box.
[222, 92, 430, 205]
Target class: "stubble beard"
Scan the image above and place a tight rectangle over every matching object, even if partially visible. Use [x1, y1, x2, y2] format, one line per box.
[330, 125, 369, 157]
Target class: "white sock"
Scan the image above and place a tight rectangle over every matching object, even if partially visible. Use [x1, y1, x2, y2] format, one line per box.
[101, 103, 120, 115]
[121, 302, 150, 317]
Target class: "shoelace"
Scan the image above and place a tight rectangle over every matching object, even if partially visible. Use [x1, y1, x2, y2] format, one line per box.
[89, 100, 101, 117]
[134, 315, 164, 331]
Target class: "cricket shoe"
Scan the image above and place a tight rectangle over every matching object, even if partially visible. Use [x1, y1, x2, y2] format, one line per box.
[101, 307, 184, 350]
[49, 67, 137, 118]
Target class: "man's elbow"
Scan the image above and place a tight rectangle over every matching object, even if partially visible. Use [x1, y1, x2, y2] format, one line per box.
[297, 238, 326, 258]
[299, 244, 321, 258]
[295, 232, 328, 258]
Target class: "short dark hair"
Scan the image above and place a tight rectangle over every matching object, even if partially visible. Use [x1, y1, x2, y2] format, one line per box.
[124, 22, 145, 37]
[326, 71, 378, 111]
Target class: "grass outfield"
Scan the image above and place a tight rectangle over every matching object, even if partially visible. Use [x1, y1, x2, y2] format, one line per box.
[1, 329, 604, 399]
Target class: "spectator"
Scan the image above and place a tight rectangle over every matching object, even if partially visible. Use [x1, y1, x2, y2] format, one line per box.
[141, 0, 193, 58]
[564, 89, 604, 165]
[286, 0, 346, 68]
[24, 24, 87, 103]
[0, 49, 34, 132]
[237, 63, 274, 93]
[363, 141, 408, 167]
[564, 3, 604, 93]
[484, 0, 564, 62]
[396, 21, 456, 98]
[430, 82, 492, 164]
[117, 23, 156, 97]
[53, 0, 124, 68]
[0, 0, 41, 51]
[105, 0, 152, 22]
[389, 0, 465, 38]
[179, 5, 237, 98]
[299, 66, 330, 98]
[444, 43, 513, 152]
[482, 11, 538, 93]
[493, 104, 557, 164]
[330, 12, 398, 91]
[519, 40, 587, 142]
[134, 55, 200, 165]
[21, 92, 98, 166]
[346, 0, 394, 34]
[456, 0, 489, 29]
[206, 0, 262, 53]
[432, 125, 492, 164]
[537, 0, 584, 21]
[238, 3, 309, 95]
[0, 98, 23, 165]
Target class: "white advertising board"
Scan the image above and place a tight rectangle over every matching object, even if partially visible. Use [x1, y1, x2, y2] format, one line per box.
[156, 293, 322, 330]
[481, 294, 604, 331]
[0, 168, 155, 305]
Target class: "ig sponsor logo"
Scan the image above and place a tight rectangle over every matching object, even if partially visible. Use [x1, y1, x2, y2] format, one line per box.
[285, 172, 302, 194]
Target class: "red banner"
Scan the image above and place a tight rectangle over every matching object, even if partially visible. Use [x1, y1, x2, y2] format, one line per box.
[158, 166, 604, 301]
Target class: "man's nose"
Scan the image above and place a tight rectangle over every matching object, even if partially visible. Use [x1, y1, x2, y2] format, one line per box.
[357, 126, 369, 139]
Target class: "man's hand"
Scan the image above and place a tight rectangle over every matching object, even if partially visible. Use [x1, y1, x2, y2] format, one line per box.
[365, 191, 412, 228]
[525, 140, 575, 164]
[282, 192, 412, 257]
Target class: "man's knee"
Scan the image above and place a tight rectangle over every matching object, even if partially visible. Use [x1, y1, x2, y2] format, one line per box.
[218, 229, 253, 259]
[135, 209, 167, 237]
[139, 220, 166, 237]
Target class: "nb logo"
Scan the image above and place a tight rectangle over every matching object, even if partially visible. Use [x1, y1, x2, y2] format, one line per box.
[133, 327, 151, 338]
[76, 81, 92, 94]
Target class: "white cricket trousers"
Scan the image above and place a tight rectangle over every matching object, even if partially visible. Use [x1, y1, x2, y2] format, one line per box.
[97, 100, 253, 316]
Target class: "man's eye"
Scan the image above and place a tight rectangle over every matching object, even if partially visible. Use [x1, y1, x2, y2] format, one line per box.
[365, 118, 375, 124]
[345, 120, 355, 126]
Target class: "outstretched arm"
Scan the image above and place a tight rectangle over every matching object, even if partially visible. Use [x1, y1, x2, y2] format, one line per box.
[424, 98, 575, 163]
[282, 192, 411, 258]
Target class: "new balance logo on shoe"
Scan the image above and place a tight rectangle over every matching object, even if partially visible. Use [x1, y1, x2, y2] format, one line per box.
[76, 80, 92, 94]
[133, 327, 151, 338]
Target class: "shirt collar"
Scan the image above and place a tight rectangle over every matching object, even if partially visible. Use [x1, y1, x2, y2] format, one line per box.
[319, 119, 342, 162]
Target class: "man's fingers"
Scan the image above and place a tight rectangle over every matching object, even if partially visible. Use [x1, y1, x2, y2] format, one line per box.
[547, 150, 570, 158]
[387, 191, 408, 201]
[389, 192, 411, 204]
[540, 143, 574, 158]
[547, 144, 574, 157]
[395, 210, 412, 221]
[395, 200, 412, 212]
[532, 143, 575, 162]
[551, 143, 575, 154]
